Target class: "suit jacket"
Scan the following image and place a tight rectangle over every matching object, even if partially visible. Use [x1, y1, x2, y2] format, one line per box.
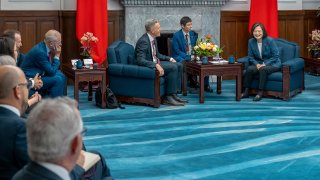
[248, 36, 281, 68]
[17, 52, 25, 68]
[0, 107, 28, 180]
[135, 33, 170, 68]
[172, 30, 198, 62]
[12, 162, 64, 180]
[20, 42, 60, 78]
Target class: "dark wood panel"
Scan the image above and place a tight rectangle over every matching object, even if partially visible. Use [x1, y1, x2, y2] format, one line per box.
[221, 10, 320, 59]
[0, 10, 124, 66]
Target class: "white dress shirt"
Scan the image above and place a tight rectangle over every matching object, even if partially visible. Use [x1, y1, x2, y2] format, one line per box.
[38, 162, 71, 180]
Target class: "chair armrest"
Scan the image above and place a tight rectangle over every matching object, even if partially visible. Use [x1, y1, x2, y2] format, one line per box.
[237, 56, 249, 69]
[108, 64, 157, 79]
[282, 58, 304, 74]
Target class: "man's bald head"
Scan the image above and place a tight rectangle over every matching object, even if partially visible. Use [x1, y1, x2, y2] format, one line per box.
[0, 65, 24, 99]
[44, 29, 61, 43]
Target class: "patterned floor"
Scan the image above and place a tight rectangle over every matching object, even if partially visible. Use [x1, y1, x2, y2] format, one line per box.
[71, 74, 320, 180]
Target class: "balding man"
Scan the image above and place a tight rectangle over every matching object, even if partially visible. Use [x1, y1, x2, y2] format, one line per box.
[0, 65, 29, 179]
[20, 29, 66, 98]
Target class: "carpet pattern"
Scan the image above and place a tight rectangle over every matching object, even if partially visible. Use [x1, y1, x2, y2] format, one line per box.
[71, 74, 320, 179]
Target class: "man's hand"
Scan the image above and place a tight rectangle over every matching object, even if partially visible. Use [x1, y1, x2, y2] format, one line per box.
[155, 64, 164, 76]
[256, 63, 265, 70]
[76, 150, 85, 167]
[54, 43, 61, 58]
[28, 92, 42, 106]
[169, 58, 176, 63]
[33, 73, 43, 90]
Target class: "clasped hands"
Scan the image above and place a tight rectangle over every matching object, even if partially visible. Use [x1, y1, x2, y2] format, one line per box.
[155, 58, 176, 76]
[256, 63, 266, 70]
[33, 73, 43, 90]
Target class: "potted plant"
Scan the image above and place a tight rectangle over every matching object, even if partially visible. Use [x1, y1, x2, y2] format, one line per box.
[307, 29, 320, 58]
[193, 34, 223, 61]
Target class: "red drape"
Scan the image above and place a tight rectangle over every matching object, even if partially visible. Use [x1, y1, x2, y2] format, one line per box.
[76, 0, 108, 64]
[249, 0, 278, 38]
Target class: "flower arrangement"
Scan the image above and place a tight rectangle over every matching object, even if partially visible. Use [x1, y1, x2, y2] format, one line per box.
[307, 29, 320, 51]
[80, 32, 98, 58]
[193, 34, 223, 57]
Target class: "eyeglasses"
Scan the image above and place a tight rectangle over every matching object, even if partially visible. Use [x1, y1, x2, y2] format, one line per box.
[17, 82, 31, 90]
[81, 127, 87, 136]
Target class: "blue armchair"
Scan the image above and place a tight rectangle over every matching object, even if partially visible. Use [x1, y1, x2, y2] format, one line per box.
[237, 38, 305, 100]
[107, 41, 166, 107]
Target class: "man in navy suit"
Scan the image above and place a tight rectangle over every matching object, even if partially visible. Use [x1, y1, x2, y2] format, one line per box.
[20, 29, 66, 98]
[172, 16, 213, 92]
[0, 65, 30, 179]
[135, 19, 188, 106]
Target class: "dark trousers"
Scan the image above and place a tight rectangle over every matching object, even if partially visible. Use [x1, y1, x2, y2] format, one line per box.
[244, 65, 280, 90]
[160, 61, 178, 95]
[40, 70, 66, 98]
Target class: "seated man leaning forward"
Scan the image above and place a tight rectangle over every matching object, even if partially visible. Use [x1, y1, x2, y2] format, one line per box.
[135, 18, 188, 106]
[20, 29, 66, 98]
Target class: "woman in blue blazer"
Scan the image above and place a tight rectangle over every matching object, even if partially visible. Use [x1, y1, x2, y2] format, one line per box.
[242, 22, 281, 101]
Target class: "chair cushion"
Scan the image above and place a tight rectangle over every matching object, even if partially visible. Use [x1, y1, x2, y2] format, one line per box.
[108, 64, 157, 79]
[115, 42, 135, 64]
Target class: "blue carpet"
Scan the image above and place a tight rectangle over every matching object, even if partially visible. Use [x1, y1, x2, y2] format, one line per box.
[70, 74, 320, 180]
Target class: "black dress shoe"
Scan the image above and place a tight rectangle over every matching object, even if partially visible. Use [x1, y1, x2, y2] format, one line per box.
[172, 94, 188, 103]
[162, 96, 184, 106]
[204, 85, 213, 92]
[241, 93, 249, 99]
[253, 94, 262, 101]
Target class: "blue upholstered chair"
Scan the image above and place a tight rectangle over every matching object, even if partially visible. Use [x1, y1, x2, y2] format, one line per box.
[107, 41, 166, 107]
[237, 38, 305, 100]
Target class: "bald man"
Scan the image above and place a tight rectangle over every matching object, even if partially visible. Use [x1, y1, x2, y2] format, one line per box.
[20, 29, 66, 98]
[0, 65, 29, 179]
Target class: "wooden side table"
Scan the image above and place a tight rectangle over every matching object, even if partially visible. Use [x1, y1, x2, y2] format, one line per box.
[62, 64, 107, 108]
[303, 57, 320, 76]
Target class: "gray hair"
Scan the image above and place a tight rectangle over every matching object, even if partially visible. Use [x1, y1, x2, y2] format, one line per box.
[27, 97, 83, 162]
[0, 55, 16, 66]
[145, 19, 160, 32]
[44, 29, 61, 43]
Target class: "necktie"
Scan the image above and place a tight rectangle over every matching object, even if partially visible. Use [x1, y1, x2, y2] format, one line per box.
[152, 40, 160, 64]
[185, 34, 189, 53]
[48, 51, 52, 62]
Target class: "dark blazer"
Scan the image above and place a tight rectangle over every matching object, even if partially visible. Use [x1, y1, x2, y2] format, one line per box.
[172, 30, 198, 62]
[17, 52, 25, 68]
[248, 36, 281, 68]
[12, 162, 64, 180]
[20, 42, 60, 78]
[0, 106, 28, 180]
[135, 33, 170, 68]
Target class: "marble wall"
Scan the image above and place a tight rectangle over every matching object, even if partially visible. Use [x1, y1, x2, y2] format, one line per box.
[122, 0, 229, 46]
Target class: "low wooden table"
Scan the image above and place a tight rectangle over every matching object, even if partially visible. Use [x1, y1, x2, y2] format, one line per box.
[183, 61, 243, 103]
[303, 57, 320, 76]
[62, 64, 107, 108]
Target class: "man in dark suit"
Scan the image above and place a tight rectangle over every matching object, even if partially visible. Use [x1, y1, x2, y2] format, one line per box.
[3, 29, 24, 67]
[171, 16, 212, 92]
[13, 97, 113, 180]
[20, 29, 66, 97]
[0, 65, 30, 179]
[135, 19, 188, 106]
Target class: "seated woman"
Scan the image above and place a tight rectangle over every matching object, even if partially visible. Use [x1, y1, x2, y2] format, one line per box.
[241, 22, 281, 101]
[0, 37, 42, 108]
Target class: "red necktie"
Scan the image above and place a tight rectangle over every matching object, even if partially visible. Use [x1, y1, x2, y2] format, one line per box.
[152, 40, 160, 64]
[185, 34, 189, 53]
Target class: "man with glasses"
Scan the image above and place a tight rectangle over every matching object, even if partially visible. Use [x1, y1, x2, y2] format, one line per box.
[20, 29, 66, 98]
[0, 65, 30, 179]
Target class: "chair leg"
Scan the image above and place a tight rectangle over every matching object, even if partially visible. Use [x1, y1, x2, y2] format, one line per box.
[282, 66, 290, 100]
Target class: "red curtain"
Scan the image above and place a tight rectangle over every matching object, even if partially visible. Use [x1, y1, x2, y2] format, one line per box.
[76, 0, 108, 64]
[249, 0, 278, 38]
